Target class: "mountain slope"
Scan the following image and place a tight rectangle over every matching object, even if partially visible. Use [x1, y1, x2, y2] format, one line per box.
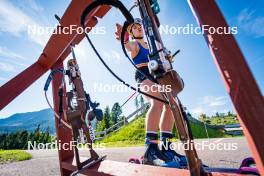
[0, 109, 55, 134]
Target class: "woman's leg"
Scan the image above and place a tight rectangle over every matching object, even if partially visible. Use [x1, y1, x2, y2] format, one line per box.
[140, 79, 164, 132]
[159, 105, 174, 132]
[159, 105, 175, 150]
[159, 104, 175, 150]
[140, 79, 169, 165]
[159, 102, 188, 166]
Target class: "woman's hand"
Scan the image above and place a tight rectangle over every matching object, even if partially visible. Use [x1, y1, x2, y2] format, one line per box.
[115, 23, 129, 42]
[115, 23, 123, 40]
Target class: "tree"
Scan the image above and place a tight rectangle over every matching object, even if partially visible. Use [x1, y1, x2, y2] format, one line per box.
[96, 106, 113, 136]
[134, 96, 139, 109]
[40, 127, 51, 146]
[104, 106, 111, 128]
[199, 114, 207, 122]
[0, 133, 7, 149]
[139, 95, 145, 114]
[96, 106, 111, 132]
[205, 119, 211, 124]
[0, 126, 53, 150]
[33, 124, 41, 144]
[96, 119, 105, 134]
[134, 96, 139, 116]
[111, 102, 122, 124]
[18, 131, 28, 149]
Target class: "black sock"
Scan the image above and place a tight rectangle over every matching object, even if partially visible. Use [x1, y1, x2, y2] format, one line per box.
[145, 131, 158, 145]
[160, 131, 173, 151]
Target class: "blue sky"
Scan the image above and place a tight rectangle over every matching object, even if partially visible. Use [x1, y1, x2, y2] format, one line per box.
[0, 0, 263, 119]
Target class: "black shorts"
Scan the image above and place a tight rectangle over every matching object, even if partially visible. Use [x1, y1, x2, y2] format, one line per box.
[135, 66, 156, 83]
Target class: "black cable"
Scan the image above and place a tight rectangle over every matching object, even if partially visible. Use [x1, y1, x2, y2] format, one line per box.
[80, 0, 169, 104]
[80, 1, 201, 173]
[44, 69, 64, 91]
[81, 0, 158, 85]
[44, 69, 72, 129]
[83, 32, 168, 104]
[58, 88, 64, 115]
[80, 0, 134, 27]
[58, 88, 64, 125]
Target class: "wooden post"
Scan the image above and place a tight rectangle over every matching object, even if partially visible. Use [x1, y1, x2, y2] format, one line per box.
[188, 0, 264, 174]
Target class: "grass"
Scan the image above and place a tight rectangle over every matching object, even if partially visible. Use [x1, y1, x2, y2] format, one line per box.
[189, 122, 225, 138]
[96, 114, 226, 147]
[0, 150, 32, 164]
[100, 116, 146, 143]
[208, 116, 239, 125]
[98, 140, 145, 147]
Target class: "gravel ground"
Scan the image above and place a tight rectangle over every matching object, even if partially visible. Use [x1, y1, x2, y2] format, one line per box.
[0, 137, 252, 176]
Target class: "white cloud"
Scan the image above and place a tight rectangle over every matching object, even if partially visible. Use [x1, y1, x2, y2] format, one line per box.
[0, 46, 28, 71]
[191, 106, 204, 116]
[201, 96, 227, 107]
[22, 0, 44, 12]
[0, 0, 49, 46]
[251, 55, 264, 66]
[102, 50, 123, 63]
[0, 62, 15, 72]
[0, 76, 7, 81]
[237, 9, 264, 38]
[237, 9, 254, 23]
[212, 109, 229, 114]
[0, 46, 25, 60]
[189, 95, 231, 117]
[110, 50, 122, 62]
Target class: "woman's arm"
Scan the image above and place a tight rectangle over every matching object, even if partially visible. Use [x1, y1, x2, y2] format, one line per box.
[115, 23, 138, 53]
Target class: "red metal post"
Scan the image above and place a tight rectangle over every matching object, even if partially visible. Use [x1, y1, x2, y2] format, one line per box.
[2, 0, 263, 175]
[51, 61, 74, 176]
[188, 0, 264, 174]
[0, 61, 48, 110]
[0, 1, 110, 111]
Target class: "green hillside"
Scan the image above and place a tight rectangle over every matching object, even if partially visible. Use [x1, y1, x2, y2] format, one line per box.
[100, 115, 146, 146]
[98, 114, 226, 146]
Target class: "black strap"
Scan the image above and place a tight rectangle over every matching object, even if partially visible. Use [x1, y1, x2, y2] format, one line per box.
[80, 0, 168, 104]
[58, 88, 64, 124]
[83, 32, 168, 104]
[80, 0, 134, 27]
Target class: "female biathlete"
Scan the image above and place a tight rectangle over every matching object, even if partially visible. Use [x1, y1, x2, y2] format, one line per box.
[115, 18, 187, 167]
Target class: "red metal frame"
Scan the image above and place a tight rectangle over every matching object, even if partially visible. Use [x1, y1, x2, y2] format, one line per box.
[0, 0, 263, 175]
[188, 0, 264, 174]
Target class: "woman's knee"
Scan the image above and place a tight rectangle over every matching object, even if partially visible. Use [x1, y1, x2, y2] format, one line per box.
[151, 100, 164, 110]
[163, 105, 171, 111]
